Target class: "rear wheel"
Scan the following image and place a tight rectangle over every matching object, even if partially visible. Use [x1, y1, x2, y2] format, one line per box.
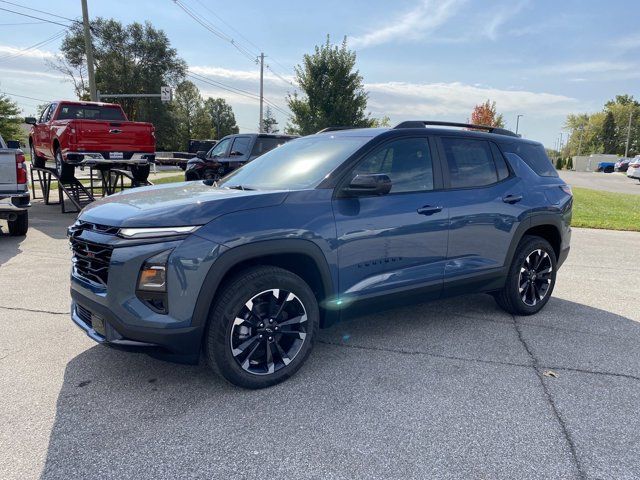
[204, 266, 319, 389]
[30, 143, 45, 168]
[494, 235, 557, 315]
[130, 164, 150, 183]
[54, 149, 74, 179]
[8, 211, 28, 236]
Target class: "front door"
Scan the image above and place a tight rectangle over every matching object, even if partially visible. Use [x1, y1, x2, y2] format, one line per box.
[332, 136, 449, 304]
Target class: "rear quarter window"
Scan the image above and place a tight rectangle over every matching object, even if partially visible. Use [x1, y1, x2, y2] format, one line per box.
[501, 142, 558, 177]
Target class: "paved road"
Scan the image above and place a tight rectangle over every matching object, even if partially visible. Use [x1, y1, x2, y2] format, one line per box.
[1, 202, 639, 479]
[559, 170, 640, 195]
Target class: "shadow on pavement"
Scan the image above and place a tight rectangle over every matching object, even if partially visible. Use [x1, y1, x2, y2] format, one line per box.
[0, 227, 24, 266]
[40, 295, 640, 479]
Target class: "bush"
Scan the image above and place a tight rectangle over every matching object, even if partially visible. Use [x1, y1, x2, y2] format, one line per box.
[555, 157, 564, 170]
[565, 157, 573, 170]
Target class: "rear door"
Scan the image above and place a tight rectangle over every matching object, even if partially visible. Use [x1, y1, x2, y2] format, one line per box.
[436, 136, 527, 293]
[332, 135, 449, 302]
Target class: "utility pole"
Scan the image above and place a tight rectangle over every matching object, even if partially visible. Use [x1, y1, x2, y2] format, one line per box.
[624, 110, 633, 158]
[258, 52, 264, 133]
[515, 114, 523, 135]
[81, 0, 97, 101]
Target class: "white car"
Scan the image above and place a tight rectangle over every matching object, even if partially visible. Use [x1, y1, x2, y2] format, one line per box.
[627, 158, 640, 179]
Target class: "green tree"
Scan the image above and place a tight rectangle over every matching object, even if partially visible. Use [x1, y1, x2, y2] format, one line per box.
[53, 18, 187, 148]
[204, 98, 239, 139]
[286, 36, 375, 135]
[171, 80, 211, 149]
[261, 106, 279, 133]
[0, 94, 22, 142]
[601, 111, 617, 154]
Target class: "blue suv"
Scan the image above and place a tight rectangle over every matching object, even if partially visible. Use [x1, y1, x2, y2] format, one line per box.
[68, 121, 572, 388]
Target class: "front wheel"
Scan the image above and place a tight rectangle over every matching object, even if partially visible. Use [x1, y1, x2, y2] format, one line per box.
[30, 144, 45, 168]
[204, 266, 319, 389]
[494, 235, 557, 315]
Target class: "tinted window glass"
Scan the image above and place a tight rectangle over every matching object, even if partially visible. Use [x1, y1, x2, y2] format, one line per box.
[502, 142, 558, 177]
[45, 103, 57, 122]
[491, 143, 510, 181]
[230, 136, 251, 156]
[57, 105, 126, 121]
[354, 137, 433, 193]
[209, 138, 230, 157]
[39, 104, 51, 123]
[442, 138, 497, 188]
[250, 137, 291, 156]
[218, 135, 370, 190]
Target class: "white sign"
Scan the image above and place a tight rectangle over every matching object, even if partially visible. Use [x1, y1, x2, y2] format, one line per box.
[160, 86, 172, 102]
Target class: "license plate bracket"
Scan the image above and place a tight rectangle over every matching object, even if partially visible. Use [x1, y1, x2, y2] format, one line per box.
[109, 152, 124, 159]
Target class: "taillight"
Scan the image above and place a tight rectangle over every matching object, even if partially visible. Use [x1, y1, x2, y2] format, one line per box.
[560, 185, 572, 196]
[16, 151, 27, 184]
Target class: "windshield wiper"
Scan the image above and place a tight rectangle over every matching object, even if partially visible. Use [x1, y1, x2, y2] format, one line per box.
[224, 184, 255, 191]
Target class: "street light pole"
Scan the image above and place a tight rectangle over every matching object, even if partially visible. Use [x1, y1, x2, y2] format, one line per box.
[258, 52, 264, 133]
[515, 114, 523, 135]
[624, 110, 633, 158]
[81, 0, 97, 101]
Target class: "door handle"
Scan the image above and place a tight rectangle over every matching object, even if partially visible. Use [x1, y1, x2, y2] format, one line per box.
[417, 205, 443, 216]
[502, 194, 523, 204]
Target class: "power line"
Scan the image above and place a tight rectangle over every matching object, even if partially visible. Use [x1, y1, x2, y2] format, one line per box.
[1, 91, 48, 102]
[0, 21, 48, 25]
[0, 0, 79, 23]
[0, 30, 66, 62]
[0, 6, 73, 28]
[191, 0, 262, 53]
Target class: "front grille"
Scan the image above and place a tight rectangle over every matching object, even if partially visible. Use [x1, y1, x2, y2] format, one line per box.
[75, 221, 119, 235]
[70, 237, 114, 287]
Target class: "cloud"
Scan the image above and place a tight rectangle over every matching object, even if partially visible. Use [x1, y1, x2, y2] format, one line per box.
[483, 0, 529, 40]
[533, 60, 636, 76]
[349, 0, 466, 49]
[189, 65, 294, 86]
[0, 44, 56, 60]
[364, 81, 577, 117]
[611, 34, 640, 51]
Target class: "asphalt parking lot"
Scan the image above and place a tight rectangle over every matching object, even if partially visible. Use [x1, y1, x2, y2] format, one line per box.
[559, 170, 640, 195]
[1, 201, 639, 479]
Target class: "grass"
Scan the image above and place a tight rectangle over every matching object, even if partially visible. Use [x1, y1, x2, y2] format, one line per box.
[152, 174, 186, 184]
[572, 186, 640, 232]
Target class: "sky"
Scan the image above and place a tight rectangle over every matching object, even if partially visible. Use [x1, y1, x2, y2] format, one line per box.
[0, 0, 638, 148]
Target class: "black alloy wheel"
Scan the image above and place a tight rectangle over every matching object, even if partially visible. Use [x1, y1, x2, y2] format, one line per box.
[518, 249, 553, 307]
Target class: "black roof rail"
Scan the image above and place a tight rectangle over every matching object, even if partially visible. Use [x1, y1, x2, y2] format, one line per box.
[316, 126, 355, 134]
[393, 120, 519, 138]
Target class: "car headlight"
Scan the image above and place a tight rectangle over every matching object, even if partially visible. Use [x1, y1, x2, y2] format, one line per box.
[137, 250, 172, 313]
[118, 226, 200, 239]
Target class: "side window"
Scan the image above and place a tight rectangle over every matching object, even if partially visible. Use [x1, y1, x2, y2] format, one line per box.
[209, 138, 230, 157]
[39, 104, 51, 123]
[250, 137, 286, 156]
[230, 136, 251, 157]
[491, 143, 510, 181]
[353, 137, 434, 193]
[441, 138, 498, 188]
[45, 103, 57, 122]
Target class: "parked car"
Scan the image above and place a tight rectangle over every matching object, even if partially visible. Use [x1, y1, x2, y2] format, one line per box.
[596, 161, 616, 173]
[615, 157, 633, 172]
[627, 157, 640, 179]
[188, 139, 217, 154]
[68, 120, 572, 388]
[26, 101, 155, 181]
[184, 133, 296, 181]
[0, 134, 30, 236]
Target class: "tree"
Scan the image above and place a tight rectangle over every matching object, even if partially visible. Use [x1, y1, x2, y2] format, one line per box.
[0, 95, 22, 142]
[204, 98, 239, 139]
[52, 18, 187, 148]
[555, 157, 564, 170]
[171, 81, 212, 150]
[261, 106, 279, 133]
[470, 100, 505, 128]
[601, 111, 617, 154]
[286, 36, 375, 135]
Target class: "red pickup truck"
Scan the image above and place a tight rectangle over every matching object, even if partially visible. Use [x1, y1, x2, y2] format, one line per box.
[26, 101, 155, 181]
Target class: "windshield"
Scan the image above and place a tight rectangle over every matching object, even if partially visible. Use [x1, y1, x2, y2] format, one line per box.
[217, 135, 371, 190]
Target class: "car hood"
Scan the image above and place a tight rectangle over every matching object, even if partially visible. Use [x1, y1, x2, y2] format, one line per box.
[79, 181, 288, 228]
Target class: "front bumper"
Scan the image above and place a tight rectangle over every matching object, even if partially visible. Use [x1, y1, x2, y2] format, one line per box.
[0, 191, 30, 212]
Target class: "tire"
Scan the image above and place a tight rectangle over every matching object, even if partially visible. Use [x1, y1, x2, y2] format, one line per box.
[54, 149, 74, 179]
[202, 169, 220, 181]
[30, 143, 45, 168]
[494, 235, 557, 316]
[130, 164, 150, 183]
[8, 211, 28, 236]
[204, 266, 319, 389]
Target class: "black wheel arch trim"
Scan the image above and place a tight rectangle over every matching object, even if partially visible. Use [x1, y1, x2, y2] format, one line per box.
[504, 213, 565, 270]
[191, 239, 337, 333]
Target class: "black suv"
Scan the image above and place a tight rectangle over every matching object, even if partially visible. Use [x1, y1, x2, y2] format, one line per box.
[184, 133, 296, 180]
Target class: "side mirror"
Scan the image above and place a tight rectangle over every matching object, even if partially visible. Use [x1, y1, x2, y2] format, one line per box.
[6, 140, 20, 149]
[196, 150, 207, 160]
[25, 117, 37, 125]
[343, 173, 392, 196]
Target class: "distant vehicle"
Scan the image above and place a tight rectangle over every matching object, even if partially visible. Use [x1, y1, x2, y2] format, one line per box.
[26, 101, 156, 181]
[627, 158, 640, 179]
[184, 133, 297, 181]
[0, 134, 30, 236]
[187, 139, 217, 154]
[615, 158, 633, 172]
[596, 161, 616, 173]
